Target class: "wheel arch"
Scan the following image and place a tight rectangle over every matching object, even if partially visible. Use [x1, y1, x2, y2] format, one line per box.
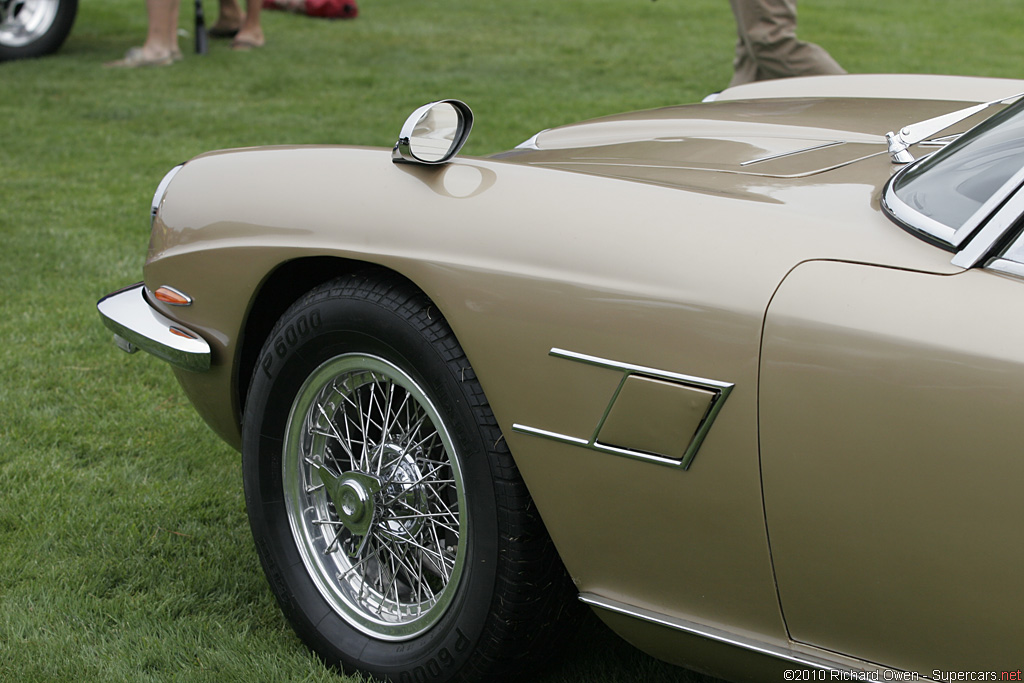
[236, 255, 443, 423]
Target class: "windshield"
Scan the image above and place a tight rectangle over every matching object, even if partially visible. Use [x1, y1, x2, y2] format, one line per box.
[885, 98, 1024, 247]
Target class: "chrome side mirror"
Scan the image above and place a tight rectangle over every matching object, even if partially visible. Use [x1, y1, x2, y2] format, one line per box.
[393, 100, 474, 165]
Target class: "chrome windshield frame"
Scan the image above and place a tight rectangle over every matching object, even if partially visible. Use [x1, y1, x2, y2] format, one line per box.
[882, 162, 1024, 250]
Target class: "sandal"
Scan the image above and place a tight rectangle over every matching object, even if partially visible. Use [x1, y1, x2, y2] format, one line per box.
[231, 36, 265, 51]
[104, 46, 174, 68]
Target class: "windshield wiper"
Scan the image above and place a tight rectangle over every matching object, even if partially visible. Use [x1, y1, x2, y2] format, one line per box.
[886, 91, 1024, 164]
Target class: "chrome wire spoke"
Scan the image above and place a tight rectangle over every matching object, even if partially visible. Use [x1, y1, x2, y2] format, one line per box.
[378, 378, 406, 442]
[374, 511, 454, 565]
[312, 400, 358, 465]
[338, 549, 377, 584]
[331, 382, 368, 469]
[375, 521, 454, 575]
[354, 376, 376, 470]
[377, 465, 450, 507]
[374, 533, 425, 597]
[383, 511, 459, 522]
[325, 526, 347, 555]
[390, 502, 459, 540]
[397, 400, 430, 445]
[406, 419, 439, 453]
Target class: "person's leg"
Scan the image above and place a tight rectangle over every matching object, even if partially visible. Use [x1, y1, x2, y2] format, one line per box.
[169, 0, 181, 59]
[107, 0, 180, 65]
[728, 0, 758, 87]
[728, 0, 843, 86]
[143, 0, 179, 58]
[211, 0, 245, 36]
[232, 0, 265, 49]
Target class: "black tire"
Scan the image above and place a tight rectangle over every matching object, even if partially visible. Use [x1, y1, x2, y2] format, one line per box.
[242, 273, 580, 683]
[0, 0, 78, 62]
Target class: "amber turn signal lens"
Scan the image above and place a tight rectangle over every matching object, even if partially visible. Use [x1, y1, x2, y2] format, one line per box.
[154, 286, 192, 306]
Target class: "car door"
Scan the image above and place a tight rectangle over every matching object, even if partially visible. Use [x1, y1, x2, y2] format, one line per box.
[759, 257, 1024, 674]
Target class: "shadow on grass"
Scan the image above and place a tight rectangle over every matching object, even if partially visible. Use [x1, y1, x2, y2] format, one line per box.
[537, 610, 728, 683]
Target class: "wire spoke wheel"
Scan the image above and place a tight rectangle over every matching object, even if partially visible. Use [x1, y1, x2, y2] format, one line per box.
[283, 354, 467, 641]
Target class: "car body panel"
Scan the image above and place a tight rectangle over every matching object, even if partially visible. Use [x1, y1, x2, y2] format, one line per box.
[715, 73, 1024, 104]
[148, 147, 947, 647]
[502, 97, 1012, 194]
[144, 113, 959, 648]
[761, 260, 1024, 673]
[149, 136, 959, 449]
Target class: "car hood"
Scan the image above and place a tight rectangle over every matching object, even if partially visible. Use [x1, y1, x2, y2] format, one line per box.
[492, 97, 989, 196]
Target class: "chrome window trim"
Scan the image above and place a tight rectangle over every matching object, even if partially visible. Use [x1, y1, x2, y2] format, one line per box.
[884, 149, 1024, 250]
[882, 172, 958, 244]
[952, 184, 1024, 268]
[578, 593, 932, 680]
[512, 348, 733, 470]
[987, 258, 1024, 280]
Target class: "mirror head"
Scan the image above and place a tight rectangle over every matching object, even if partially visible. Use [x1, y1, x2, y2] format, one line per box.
[393, 100, 474, 166]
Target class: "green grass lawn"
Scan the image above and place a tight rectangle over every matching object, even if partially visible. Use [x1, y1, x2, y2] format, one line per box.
[1, 0, 1021, 680]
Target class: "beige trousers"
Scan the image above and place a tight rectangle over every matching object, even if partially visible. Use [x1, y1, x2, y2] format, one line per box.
[728, 0, 845, 87]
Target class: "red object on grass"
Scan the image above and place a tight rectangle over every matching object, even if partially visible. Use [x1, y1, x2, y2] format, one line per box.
[262, 0, 358, 18]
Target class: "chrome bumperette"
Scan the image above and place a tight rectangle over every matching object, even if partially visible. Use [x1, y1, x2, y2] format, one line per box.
[96, 283, 211, 372]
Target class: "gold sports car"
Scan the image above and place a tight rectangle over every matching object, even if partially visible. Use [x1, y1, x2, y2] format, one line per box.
[98, 74, 1024, 683]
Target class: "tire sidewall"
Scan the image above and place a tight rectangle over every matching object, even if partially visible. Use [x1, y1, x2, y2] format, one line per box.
[242, 288, 499, 682]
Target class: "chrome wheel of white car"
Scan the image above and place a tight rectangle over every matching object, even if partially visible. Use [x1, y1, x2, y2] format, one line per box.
[0, 0, 77, 60]
[282, 353, 467, 641]
[242, 273, 580, 682]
